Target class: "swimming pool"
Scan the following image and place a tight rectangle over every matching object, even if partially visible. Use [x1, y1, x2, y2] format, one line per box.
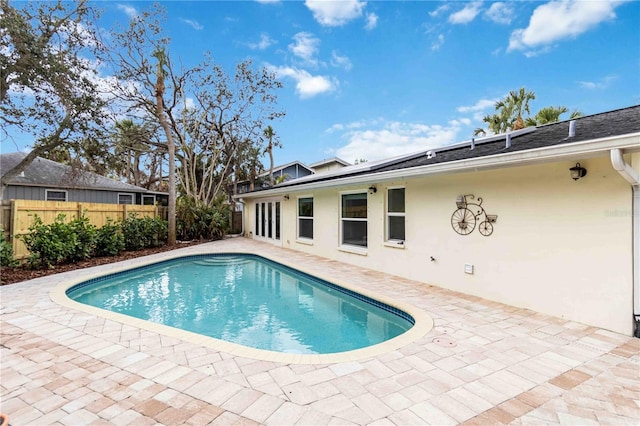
[66, 254, 415, 355]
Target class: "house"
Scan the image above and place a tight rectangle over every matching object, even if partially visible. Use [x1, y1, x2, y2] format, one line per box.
[236, 105, 640, 337]
[0, 152, 168, 206]
[235, 160, 314, 195]
[309, 157, 351, 174]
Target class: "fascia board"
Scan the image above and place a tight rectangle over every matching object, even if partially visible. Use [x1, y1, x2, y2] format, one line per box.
[235, 132, 640, 199]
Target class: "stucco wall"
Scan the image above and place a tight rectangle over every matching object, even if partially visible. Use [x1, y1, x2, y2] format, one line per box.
[245, 156, 635, 335]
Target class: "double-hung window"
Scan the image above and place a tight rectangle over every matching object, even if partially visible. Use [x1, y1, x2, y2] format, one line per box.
[341, 192, 367, 248]
[386, 187, 405, 242]
[298, 197, 313, 240]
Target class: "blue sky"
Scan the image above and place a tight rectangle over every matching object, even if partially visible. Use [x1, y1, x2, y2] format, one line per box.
[7, 1, 640, 167]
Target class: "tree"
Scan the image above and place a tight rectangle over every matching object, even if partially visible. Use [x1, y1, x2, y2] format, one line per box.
[474, 88, 579, 136]
[525, 106, 582, 126]
[152, 48, 177, 245]
[0, 0, 109, 192]
[109, 4, 284, 232]
[476, 87, 535, 135]
[263, 125, 282, 186]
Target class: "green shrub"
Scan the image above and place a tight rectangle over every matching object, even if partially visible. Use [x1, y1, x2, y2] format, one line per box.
[95, 218, 125, 257]
[0, 227, 17, 268]
[68, 215, 98, 262]
[176, 196, 229, 241]
[20, 214, 77, 269]
[121, 214, 168, 250]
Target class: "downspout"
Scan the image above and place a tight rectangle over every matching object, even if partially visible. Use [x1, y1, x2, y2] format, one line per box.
[610, 149, 640, 337]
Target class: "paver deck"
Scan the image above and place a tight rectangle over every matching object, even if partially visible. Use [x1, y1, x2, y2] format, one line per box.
[1, 238, 638, 425]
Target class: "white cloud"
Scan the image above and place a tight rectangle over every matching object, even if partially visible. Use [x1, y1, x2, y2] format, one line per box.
[579, 74, 618, 89]
[457, 99, 497, 113]
[289, 32, 320, 66]
[271, 66, 336, 99]
[249, 33, 276, 50]
[116, 4, 138, 18]
[448, 2, 483, 24]
[331, 51, 352, 71]
[429, 4, 450, 18]
[457, 98, 499, 123]
[431, 34, 445, 51]
[180, 18, 203, 30]
[364, 13, 378, 30]
[485, 2, 514, 25]
[305, 0, 366, 26]
[508, 0, 626, 53]
[334, 120, 462, 163]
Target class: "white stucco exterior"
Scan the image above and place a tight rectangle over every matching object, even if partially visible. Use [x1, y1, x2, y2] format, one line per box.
[242, 149, 639, 336]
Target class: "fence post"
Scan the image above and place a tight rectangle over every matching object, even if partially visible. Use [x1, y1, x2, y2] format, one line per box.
[10, 200, 18, 257]
[123, 203, 128, 221]
[77, 202, 84, 219]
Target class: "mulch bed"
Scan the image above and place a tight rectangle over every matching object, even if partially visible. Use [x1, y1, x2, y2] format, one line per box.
[0, 240, 211, 285]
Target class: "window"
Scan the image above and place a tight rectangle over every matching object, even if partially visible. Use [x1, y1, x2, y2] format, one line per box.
[118, 193, 134, 205]
[341, 192, 367, 247]
[45, 190, 67, 201]
[386, 188, 405, 242]
[142, 195, 155, 205]
[298, 197, 313, 240]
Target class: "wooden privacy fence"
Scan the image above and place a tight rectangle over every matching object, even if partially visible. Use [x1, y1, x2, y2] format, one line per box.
[1, 200, 159, 260]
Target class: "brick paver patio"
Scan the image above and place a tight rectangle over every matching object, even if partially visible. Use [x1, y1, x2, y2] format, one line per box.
[1, 238, 638, 425]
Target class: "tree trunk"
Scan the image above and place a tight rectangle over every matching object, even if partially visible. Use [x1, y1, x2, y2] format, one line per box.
[155, 61, 176, 245]
[268, 142, 274, 186]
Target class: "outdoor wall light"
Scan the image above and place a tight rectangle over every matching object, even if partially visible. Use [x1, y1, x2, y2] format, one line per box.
[368, 185, 377, 194]
[569, 163, 587, 180]
[283, 195, 290, 200]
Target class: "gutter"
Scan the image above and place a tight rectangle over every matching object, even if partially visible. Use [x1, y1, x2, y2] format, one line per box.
[610, 149, 640, 338]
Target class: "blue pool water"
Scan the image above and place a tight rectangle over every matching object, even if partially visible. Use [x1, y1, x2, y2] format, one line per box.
[67, 254, 413, 354]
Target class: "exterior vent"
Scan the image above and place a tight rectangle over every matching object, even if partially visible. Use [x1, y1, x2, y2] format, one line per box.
[470, 138, 475, 150]
[506, 133, 512, 149]
[568, 120, 576, 138]
[426, 150, 436, 159]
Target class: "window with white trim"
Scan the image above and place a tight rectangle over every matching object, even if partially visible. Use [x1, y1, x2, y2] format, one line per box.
[118, 193, 134, 205]
[45, 189, 67, 202]
[386, 187, 405, 242]
[297, 197, 314, 240]
[341, 192, 367, 247]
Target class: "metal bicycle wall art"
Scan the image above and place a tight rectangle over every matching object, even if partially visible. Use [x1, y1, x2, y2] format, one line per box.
[451, 194, 498, 236]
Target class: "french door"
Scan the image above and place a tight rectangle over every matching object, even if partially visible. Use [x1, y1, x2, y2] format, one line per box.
[254, 199, 281, 244]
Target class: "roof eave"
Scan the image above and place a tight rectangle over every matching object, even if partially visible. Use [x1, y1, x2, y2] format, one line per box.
[234, 132, 640, 199]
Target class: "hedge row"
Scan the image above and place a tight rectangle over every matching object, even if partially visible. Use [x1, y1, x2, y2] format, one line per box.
[15, 213, 168, 269]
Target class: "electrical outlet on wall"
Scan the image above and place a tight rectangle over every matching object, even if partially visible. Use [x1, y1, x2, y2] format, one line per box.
[464, 263, 474, 274]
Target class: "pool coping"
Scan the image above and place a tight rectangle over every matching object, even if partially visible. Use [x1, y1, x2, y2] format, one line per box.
[50, 247, 434, 365]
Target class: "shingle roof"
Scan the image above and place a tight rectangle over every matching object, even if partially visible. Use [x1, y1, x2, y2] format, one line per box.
[272, 104, 640, 189]
[0, 152, 157, 193]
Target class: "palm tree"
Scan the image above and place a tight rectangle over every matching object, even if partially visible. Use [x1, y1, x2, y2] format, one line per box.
[476, 87, 536, 135]
[263, 125, 281, 186]
[525, 106, 583, 127]
[113, 119, 153, 186]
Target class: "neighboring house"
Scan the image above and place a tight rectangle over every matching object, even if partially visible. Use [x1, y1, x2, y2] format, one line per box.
[309, 157, 351, 174]
[235, 161, 314, 195]
[0, 152, 168, 206]
[237, 105, 640, 337]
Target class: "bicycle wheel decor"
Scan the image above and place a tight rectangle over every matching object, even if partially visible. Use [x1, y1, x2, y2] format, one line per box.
[451, 208, 475, 235]
[478, 221, 493, 236]
[450, 194, 497, 237]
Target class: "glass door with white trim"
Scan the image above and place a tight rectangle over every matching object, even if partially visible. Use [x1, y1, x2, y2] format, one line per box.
[254, 199, 281, 244]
